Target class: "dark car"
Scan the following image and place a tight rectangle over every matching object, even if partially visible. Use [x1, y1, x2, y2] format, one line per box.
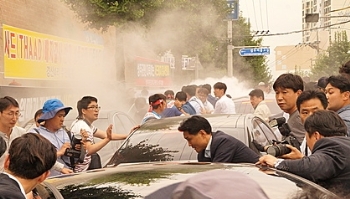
[105, 114, 277, 167]
[38, 162, 339, 199]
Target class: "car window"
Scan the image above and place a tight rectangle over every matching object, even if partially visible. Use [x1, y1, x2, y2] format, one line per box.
[252, 118, 277, 146]
[255, 119, 277, 142]
[111, 111, 136, 134]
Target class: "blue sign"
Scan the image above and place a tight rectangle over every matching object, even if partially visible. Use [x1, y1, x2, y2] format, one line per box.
[227, 0, 239, 20]
[239, 47, 270, 56]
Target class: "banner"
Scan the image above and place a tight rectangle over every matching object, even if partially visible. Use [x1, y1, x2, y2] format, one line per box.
[2, 24, 103, 80]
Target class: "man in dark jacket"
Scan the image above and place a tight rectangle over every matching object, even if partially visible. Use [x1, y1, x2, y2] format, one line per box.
[178, 116, 259, 163]
[0, 133, 56, 199]
[257, 110, 350, 197]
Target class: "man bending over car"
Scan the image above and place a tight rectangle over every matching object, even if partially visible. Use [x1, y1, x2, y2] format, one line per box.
[178, 115, 259, 163]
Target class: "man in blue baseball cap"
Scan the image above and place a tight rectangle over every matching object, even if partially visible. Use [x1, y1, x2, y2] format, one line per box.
[28, 99, 74, 176]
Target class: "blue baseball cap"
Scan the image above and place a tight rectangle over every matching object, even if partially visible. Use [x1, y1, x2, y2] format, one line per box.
[38, 99, 72, 123]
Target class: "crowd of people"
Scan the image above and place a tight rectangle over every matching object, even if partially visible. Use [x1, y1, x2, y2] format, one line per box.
[0, 95, 134, 198]
[139, 61, 350, 197]
[2, 61, 350, 198]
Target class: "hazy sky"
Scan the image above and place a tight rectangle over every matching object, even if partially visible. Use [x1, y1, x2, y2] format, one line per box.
[240, 0, 302, 78]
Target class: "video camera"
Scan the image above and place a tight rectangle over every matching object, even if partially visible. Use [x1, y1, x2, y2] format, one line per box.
[64, 134, 86, 163]
[269, 117, 290, 137]
[0, 136, 6, 158]
[266, 117, 301, 157]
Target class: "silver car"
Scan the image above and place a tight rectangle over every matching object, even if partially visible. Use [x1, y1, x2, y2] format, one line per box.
[38, 162, 339, 199]
[106, 114, 277, 167]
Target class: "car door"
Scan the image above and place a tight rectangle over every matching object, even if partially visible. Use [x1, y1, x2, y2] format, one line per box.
[247, 116, 278, 153]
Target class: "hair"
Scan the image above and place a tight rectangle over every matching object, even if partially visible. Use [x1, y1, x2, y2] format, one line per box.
[296, 90, 328, 111]
[178, 116, 212, 135]
[148, 94, 166, 109]
[8, 133, 56, 179]
[249, 89, 264, 100]
[197, 87, 209, 95]
[0, 96, 19, 112]
[164, 90, 174, 96]
[304, 110, 347, 137]
[326, 75, 350, 93]
[213, 82, 227, 93]
[202, 84, 212, 93]
[183, 85, 197, 97]
[34, 109, 43, 121]
[339, 60, 350, 76]
[77, 96, 98, 118]
[273, 73, 304, 92]
[317, 76, 328, 89]
[175, 91, 187, 102]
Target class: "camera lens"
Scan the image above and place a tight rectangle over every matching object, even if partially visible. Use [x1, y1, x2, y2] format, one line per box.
[266, 144, 291, 157]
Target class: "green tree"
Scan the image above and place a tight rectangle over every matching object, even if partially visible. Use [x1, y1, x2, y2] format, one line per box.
[64, 0, 271, 85]
[231, 17, 272, 86]
[311, 31, 350, 79]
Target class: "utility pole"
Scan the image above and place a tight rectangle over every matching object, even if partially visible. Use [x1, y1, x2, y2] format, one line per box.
[227, 20, 233, 77]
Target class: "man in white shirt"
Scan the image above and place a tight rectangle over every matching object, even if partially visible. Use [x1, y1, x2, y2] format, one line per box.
[71, 96, 131, 172]
[197, 87, 214, 114]
[213, 82, 236, 114]
[183, 85, 205, 115]
[249, 89, 271, 122]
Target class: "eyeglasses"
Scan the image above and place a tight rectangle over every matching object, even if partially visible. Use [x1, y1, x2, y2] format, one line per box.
[87, 106, 101, 110]
[2, 111, 21, 118]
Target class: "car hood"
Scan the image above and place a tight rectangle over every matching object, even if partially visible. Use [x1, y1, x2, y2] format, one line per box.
[45, 162, 338, 199]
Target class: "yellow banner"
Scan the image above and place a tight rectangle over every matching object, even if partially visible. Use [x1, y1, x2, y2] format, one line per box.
[3, 24, 103, 80]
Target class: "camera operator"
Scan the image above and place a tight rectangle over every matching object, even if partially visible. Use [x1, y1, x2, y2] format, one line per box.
[29, 99, 75, 176]
[257, 110, 350, 196]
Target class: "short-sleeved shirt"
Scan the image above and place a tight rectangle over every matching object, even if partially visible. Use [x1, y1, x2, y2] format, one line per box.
[182, 102, 196, 115]
[70, 119, 97, 172]
[213, 95, 236, 114]
[0, 126, 26, 172]
[29, 126, 71, 176]
[141, 111, 161, 124]
[189, 96, 205, 115]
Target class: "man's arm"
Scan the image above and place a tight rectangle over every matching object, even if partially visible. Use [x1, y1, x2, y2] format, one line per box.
[276, 152, 345, 182]
[271, 139, 345, 182]
[83, 125, 112, 155]
[94, 125, 138, 140]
